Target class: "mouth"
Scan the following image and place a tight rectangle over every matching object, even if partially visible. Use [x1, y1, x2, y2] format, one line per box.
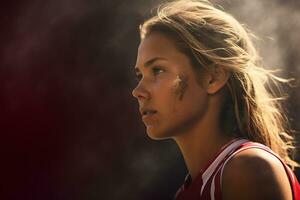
[140, 108, 158, 123]
[142, 110, 157, 116]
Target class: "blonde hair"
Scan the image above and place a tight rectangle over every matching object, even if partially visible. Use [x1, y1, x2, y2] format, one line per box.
[139, 0, 299, 169]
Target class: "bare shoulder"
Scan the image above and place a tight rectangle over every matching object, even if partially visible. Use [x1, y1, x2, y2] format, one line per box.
[222, 148, 293, 200]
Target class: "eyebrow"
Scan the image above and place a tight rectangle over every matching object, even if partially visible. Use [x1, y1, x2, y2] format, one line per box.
[135, 57, 167, 73]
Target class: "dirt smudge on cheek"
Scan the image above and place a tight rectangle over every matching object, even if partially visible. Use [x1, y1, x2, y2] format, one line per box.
[172, 74, 189, 101]
[168, 74, 189, 115]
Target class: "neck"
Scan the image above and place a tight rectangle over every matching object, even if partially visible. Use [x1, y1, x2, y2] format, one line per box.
[173, 89, 235, 181]
[174, 125, 232, 180]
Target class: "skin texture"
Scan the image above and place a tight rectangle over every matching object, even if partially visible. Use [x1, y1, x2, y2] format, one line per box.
[132, 32, 293, 199]
[133, 32, 210, 140]
[173, 74, 189, 101]
[222, 148, 293, 200]
[132, 31, 233, 179]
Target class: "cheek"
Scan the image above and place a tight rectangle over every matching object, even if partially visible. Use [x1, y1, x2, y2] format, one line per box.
[147, 78, 208, 138]
[179, 88, 206, 109]
[153, 89, 208, 138]
[151, 76, 178, 96]
[151, 74, 191, 114]
[152, 74, 204, 113]
[170, 76, 208, 119]
[172, 75, 188, 101]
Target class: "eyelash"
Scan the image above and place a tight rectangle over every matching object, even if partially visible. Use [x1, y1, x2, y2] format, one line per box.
[152, 67, 164, 76]
[135, 67, 165, 81]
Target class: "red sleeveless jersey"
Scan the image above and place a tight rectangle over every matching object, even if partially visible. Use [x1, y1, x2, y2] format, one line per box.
[175, 138, 300, 200]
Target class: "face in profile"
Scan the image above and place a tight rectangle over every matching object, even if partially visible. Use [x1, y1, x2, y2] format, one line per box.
[132, 32, 210, 140]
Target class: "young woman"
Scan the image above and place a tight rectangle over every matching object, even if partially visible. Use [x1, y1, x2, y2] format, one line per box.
[132, 0, 300, 199]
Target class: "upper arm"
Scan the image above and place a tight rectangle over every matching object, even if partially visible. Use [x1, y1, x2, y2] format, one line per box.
[222, 148, 293, 200]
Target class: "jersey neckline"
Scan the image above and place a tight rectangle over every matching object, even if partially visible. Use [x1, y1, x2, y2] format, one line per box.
[183, 137, 246, 189]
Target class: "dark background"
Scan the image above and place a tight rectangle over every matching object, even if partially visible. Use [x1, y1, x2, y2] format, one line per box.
[0, 0, 299, 199]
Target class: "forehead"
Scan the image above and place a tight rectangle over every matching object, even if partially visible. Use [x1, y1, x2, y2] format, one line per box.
[136, 32, 180, 64]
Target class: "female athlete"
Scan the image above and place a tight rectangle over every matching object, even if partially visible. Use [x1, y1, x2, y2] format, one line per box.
[132, 0, 300, 199]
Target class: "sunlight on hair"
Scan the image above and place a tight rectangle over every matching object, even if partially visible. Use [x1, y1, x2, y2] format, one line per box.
[139, 0, 299, 169]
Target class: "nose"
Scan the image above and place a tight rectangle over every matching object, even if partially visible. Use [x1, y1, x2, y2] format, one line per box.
[132, 81, 150, 100]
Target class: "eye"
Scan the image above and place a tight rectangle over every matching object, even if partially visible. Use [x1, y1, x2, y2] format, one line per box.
[135, 72, 143, 82]
[152, 67, 165, 76]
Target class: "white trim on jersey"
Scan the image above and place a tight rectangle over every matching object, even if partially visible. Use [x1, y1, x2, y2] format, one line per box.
[175, 139, 299, 200]
[200, 139, 248, 196]
[210, 171, 216, 200]
[219, 142, 269, 187]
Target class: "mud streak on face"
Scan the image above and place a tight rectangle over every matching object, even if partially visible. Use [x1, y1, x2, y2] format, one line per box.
[173, 74, 188, 101]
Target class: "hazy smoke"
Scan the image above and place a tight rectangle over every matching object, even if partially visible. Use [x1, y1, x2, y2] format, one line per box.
[219, 0, 300, 70]
[1, 0, 299, 200]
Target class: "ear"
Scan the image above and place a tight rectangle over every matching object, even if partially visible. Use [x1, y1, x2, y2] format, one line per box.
[206, 65, 229, 94]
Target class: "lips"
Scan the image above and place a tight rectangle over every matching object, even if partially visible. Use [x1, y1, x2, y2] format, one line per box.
[142, 110, 157, 116]
[140, 107, 157, 116]
[140, 107, 158, 124]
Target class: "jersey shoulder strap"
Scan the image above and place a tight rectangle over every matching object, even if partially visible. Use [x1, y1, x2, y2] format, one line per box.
[211, 141, 300, 200]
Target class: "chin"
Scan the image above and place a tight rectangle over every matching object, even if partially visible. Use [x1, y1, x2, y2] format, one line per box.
[146, 127, 171, 140]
